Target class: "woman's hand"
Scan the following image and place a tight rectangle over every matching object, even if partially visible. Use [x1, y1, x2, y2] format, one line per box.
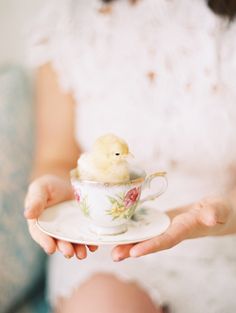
[24, 175, 98, 259]
[112, 196, 233, 261]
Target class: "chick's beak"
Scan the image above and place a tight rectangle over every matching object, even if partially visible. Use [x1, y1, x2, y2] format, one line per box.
[122, 152, 134, 161]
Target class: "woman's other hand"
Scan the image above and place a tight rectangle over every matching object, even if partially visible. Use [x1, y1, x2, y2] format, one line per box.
[112, 196, 233, 261]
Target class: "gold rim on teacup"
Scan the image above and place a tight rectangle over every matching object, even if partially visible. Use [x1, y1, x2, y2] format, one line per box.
[70, 168, 167, 187]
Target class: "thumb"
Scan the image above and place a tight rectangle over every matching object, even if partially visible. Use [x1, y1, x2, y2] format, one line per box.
[197, 198, 229, 227]
[198, 206, 217, 227]
[24, 182, 48, 219]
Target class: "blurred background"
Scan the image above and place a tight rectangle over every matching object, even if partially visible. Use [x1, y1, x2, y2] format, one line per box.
[0, 0, 44, 65]
[0, 1, 49, 312]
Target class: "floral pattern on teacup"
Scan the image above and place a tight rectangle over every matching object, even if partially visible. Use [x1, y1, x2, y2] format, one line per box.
[74, 189, 90, 217]
[124, 187, 141, 208]
[74, 190, 81, 202]
[106, 187, 141, 220]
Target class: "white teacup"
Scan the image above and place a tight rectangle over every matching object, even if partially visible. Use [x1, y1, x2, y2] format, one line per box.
[70, 168, 167, 235]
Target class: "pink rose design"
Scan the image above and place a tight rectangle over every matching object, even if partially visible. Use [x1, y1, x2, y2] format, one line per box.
[74, 190, 81, 202]
[124, 187, 141, 208]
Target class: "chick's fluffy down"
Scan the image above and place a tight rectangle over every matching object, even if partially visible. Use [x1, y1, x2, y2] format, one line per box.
[77, 153, 130, 183]
[77, 134, 131, 183]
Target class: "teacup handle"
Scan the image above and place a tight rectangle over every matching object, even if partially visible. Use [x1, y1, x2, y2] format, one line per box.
[139, 172, 168, 206]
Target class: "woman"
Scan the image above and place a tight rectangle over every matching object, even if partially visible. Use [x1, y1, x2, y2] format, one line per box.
[24, 0, 236, 312]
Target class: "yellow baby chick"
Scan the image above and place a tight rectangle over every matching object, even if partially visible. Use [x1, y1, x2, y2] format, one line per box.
[77, 134, 132, 183]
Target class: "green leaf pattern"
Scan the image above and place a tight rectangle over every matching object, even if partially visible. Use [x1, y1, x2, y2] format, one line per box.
[106, 192, 137, 220]
[79, 195, 90, 217]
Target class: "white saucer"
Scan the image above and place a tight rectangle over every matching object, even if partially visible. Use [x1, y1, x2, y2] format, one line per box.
[37, 200, 170, 245]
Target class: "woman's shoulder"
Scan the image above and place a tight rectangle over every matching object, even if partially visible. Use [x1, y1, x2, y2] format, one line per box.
[27, 0, 76, 90]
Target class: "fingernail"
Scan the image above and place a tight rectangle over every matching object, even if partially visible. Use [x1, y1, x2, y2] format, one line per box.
[65, 255, 72, 259]
[76, 252, 85, 260]
[76, 254, 82, 260]
[76, 249, 85, 259]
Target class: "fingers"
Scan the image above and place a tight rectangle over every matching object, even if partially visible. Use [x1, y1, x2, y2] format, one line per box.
[56, 242, 98, 259]
[57, 240, 75, 258]
[28, 220, 57, 254]
[28, 217, 97, 259]
[25, 176, 99, 259]
[127, 198, 231, 258]
[129, 234, 172, 257]
[24, 182, 48, 219]
[116, 218, 193, 259]
[56, 241, 87, 260]
[112, 244, 135, 261]
[130, 223, 186, 257]
[111, 206, 192, 261]
[87, 245, 98, 252]
[111, 198, 232, 261]
[74, 244, 87, 259]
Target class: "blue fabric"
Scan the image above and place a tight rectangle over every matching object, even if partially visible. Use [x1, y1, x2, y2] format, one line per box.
[0, 65, 48, 313]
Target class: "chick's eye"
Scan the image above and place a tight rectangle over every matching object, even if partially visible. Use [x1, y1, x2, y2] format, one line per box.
[115, 153, 120, 156]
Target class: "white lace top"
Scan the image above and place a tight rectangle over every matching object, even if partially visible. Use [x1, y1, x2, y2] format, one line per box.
[28, 1, 236, 312]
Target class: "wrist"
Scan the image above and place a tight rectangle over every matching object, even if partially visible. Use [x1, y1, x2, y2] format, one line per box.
[31, 160, 75, 181]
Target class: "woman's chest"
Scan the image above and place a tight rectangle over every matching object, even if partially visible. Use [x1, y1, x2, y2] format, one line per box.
[69, 0, 236, 174]
[70, 0, 223, 101]
[75, 95, 236, 178]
